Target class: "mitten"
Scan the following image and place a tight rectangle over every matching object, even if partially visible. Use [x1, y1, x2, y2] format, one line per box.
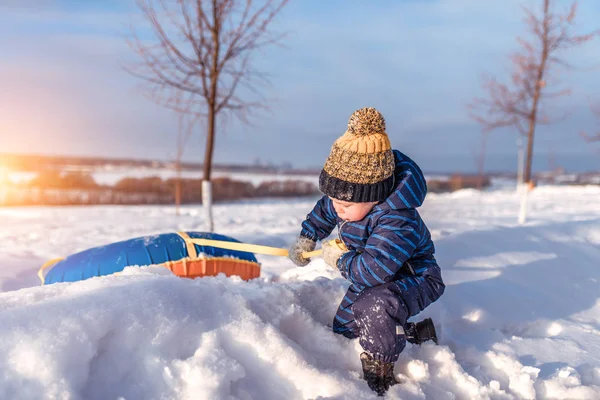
[288, 236, 316, 266]
[322, 240, 348, 269]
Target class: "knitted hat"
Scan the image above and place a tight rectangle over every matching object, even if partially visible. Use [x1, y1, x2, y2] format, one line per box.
[319, 107, 395, 203]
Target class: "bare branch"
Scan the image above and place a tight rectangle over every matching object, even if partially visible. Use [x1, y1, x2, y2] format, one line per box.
[468, 0, 598, 181]
[581, 132, 600, 143]
[125, 0, 289, 188]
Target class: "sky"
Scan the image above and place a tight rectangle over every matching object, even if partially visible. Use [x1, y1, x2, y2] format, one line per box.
[0, 0, 599, 173]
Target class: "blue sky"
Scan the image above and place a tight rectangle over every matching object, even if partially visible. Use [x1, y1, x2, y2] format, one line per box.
[0, 0, 599, 173]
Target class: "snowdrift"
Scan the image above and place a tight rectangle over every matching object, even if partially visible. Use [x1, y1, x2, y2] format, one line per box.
[0, 186, 599, 399]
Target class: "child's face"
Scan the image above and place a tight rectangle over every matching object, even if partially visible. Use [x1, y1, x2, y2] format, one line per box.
[329, 197, 378, 222]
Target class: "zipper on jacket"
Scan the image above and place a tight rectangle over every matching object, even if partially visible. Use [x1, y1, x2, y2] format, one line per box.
[338, 220, 348, 249]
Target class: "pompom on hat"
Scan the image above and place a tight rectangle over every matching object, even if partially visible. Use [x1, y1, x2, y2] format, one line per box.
[319, 107, 395, 203]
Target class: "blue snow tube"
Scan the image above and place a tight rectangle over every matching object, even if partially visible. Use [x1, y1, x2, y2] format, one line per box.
[40, 232, 259, 285]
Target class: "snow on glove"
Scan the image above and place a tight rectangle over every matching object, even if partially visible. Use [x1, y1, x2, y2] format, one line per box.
[288, 236, 316, 267]
[322, 240, 348, 269]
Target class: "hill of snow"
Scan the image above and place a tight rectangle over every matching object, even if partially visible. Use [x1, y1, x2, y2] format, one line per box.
[0, 186, 599, 399]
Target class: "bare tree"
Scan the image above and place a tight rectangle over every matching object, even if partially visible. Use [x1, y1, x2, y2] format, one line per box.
[127, 0, 288, 231]
[469, 0, 597, 186]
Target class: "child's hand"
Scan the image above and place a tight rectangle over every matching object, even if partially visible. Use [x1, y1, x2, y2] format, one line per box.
[288, 236, 316, 266]
[322, 240, 348, 269]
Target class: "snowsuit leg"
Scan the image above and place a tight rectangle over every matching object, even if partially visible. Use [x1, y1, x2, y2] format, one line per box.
[334, 265, 445, 362]
[332, 285, 361, 339]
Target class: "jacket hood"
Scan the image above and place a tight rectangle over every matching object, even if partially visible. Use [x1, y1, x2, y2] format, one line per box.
[376, 150, 427, 211]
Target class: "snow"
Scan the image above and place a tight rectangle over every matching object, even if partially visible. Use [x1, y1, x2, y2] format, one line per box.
[0, 185, 599, 399]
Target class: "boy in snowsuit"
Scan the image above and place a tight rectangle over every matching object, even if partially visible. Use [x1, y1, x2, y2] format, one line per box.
[289, 107, 445, 396]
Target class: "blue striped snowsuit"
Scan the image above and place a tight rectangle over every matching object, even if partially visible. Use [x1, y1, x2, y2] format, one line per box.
[300, 150, 445, 362]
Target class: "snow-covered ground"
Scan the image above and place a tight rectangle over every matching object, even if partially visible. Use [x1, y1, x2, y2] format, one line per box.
[0, 186, 599, 399]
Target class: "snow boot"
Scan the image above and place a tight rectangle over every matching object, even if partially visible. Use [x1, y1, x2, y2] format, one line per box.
[360, 352, 399, 396]
[405, 318, 438, 345]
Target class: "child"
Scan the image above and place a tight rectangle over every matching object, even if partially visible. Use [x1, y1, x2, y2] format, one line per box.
[289, 107, 445, 396]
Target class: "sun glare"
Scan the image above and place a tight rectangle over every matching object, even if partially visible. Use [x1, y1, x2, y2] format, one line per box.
[0, 165, 7, 185]
[0, 166, 7, 207]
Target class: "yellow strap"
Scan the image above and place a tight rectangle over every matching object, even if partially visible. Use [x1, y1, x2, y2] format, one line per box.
[38, 258, 64, 285]
[177, 232, 198, 258]
[188, 238, 290, 257]
[187, 238, 340, 259]
[303, 239, 345, 258]
[303, 248, 323, 258]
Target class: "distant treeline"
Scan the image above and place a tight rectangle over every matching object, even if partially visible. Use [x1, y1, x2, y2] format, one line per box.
[0, 171, 319, 206]
[0, 170, 492, 206]
[428, 175, 491, 192]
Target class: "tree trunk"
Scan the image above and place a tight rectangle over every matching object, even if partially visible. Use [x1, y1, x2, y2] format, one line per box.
[476, 132, 488, 191]
[517, 135, 525, 191]
[202, 180, 213, 232]
[524, 84, 542, 185]
[518, 186, 529, 225]
[203, 105, 217, 182]
[523, 0, 550, 185]
[523, 116, 538, 184]
[520, 0, 550, 226]
[202, 105, 216, 232]
[201, 2, 221, 233]
[521, 83, 542, 225]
